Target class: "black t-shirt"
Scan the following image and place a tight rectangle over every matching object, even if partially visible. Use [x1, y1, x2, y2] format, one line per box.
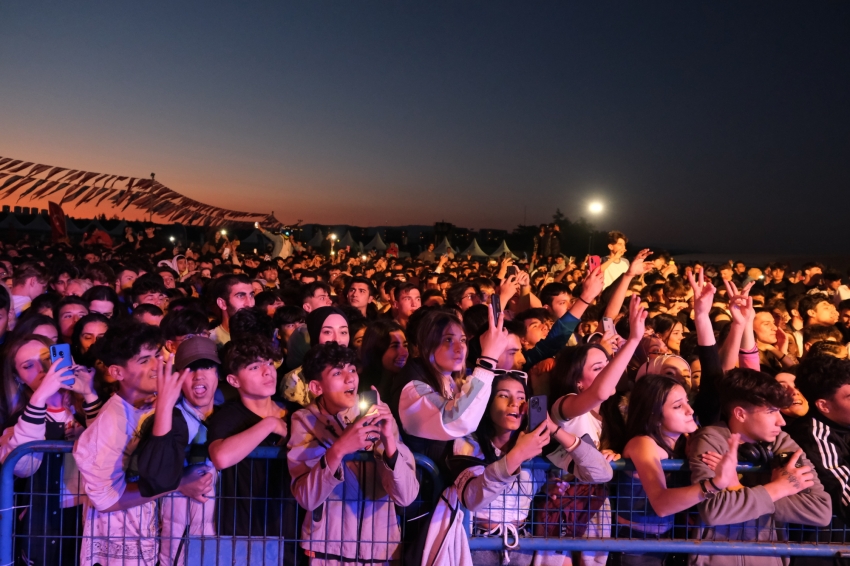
[206, 399, 295, 539]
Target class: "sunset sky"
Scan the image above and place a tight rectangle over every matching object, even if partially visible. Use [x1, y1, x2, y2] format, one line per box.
[2, 2, 849, 253]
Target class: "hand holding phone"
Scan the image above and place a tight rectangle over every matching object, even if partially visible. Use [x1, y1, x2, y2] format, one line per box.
[526, 395, 548, 432]
[359, 390, 379, 419]
[50, 344, 75, 386]
[602, 317, 615, 334]
[490, 293, 502, 325]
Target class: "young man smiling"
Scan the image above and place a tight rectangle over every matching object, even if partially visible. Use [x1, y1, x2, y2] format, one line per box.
[73, 320, 210, 566]
[288, 342, 418, 564]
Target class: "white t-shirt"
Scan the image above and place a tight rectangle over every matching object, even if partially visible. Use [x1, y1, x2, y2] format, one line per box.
[603, 257, 629, 289]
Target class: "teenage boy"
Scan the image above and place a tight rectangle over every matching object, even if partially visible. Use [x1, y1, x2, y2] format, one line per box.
[134, 337, 221, 566]
[687, 368, 831, 566]
[206, 339, 297, 562]
[73, 320, 211, 566]
[288, 342, 418, 564]
[788, 356, 850, 538]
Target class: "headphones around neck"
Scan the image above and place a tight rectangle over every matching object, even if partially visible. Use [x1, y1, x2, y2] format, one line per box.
[737, 441, 774, 466]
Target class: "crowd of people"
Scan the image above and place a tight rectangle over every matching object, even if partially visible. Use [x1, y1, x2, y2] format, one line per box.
[1, 223, 849, 566]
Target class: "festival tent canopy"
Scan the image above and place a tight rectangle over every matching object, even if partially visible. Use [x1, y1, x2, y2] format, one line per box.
[434, 236, 455, 255]
[364, 232, 387, 251]
[22, 215, 52, 232]
[460, 239, 488, 257]
[489, 240, 518, 259]
[338, 230, 357, 249]
[0, 214, 25, 229]
[306, 230, 324, 248]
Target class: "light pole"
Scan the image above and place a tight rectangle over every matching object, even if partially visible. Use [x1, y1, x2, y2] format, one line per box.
[587, 201, 603, 254]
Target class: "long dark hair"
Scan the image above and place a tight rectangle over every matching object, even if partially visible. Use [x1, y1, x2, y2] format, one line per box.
[70, 313, 110, 368]
[625, 373, 688, 458]
[412, 309, 466, 395]
[475, 373, 530, 464]
[549, 343, 610, 411]
[359, 320, 405, 394]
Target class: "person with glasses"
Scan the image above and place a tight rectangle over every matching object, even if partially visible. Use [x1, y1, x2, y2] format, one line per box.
[447, 281, 481, 312]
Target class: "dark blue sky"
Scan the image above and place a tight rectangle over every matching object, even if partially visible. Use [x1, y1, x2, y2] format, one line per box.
[2, 2, 848, 253]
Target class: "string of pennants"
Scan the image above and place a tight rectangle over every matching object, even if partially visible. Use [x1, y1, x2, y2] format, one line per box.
[0, 156, 282, 228]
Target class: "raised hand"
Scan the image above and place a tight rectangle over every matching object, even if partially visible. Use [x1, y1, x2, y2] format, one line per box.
[515, 270, 531, 289]
[498, 274, 519, 304]
[687, 268, 717, 318]
[30, 359, 76, 406]
[625, 249, 653, 278]
[480, 302, 511, 361]
[724, 280, 755, 325]
[580, 267, 604, 304]
[156, 353, 190, 414]
[627, 294, 648, 342]
[506, 420, 550, 471]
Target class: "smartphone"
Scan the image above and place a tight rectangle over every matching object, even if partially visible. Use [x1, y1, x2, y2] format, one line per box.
[526, 395, 548, 432]
[506, 265, 518, 278]
[588, 255, 601, 272]
[359, 390, 378, 418]
[50, 344, 75, 386]
[490, 293, 502, 323]
[602, 317, 615, 334]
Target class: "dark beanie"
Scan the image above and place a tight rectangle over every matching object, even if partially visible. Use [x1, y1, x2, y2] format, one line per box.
[305, 306, 348, 346]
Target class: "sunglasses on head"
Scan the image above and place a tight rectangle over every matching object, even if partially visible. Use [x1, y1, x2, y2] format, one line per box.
[493, 369, 528, 383]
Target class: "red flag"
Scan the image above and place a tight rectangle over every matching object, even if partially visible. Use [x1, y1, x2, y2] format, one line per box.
[48, 201, 68, 244]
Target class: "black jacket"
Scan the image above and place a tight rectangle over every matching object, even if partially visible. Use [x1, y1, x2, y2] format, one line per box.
[787, 411, 850, 533]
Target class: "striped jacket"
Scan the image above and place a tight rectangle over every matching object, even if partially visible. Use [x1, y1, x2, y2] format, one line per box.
[788, 412, 850, 531]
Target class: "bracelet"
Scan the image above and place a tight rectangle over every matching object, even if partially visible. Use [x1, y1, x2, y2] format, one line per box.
[479, 355, 498, 362]
[577, 296, 591, 305]
[708, 478, 721, 492]
[699, 479, 716, 499]
[476, 358, 497, 371]
[565, 435, 581, 453]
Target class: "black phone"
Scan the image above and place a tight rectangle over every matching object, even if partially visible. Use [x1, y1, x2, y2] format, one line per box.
[506, 265, 518, 278]
[359, 390, 378, 418]
[526, 395, 548, 432]
[490, 293, 502, 323]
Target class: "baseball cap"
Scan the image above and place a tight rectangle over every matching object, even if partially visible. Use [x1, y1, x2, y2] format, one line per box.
[174, 336, 220, 371]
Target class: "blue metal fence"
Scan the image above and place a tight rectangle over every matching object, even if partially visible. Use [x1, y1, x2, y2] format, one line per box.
[2, 441, 849, 564]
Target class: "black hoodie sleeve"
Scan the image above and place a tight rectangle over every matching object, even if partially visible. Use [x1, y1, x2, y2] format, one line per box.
[694, 344, 723, 426]
[134, 408, 190, 497]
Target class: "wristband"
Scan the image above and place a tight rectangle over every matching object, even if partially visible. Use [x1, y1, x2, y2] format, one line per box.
[577, 296, 591, 306]
[708, 478, 721, 492]
[565, 435, 581, 453]
[479, 355, 498, 362]
[476, 358, 497, 371]
[699, 479, 716, 499]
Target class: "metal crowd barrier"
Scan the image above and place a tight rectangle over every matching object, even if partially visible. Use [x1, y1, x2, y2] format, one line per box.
[2, 441, 849, 565]
[464, 459, 850, 558]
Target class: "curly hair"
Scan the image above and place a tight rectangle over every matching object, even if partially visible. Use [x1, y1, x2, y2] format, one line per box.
[302, 342, 359, 383]
[221, 338, 279, 377]
[95, 319, 162, 368]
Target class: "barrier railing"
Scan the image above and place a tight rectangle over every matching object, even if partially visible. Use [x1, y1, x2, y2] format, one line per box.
[0, 441, 441, 566]
[464, 459, 848, 558]
[2, 441, 849, 564]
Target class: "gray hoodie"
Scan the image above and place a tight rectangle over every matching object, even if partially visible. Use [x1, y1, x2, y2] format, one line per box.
[687, 424, 832, 566]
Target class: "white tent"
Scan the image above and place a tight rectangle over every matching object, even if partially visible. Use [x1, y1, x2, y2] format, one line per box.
[306, 229, 324, 248]
[364, 232, 387, 251]
[433, 236, 455, 256]
[489, 239, 518, 259]
[338, 230, 357, 249]
[460, 238, 488, 257]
